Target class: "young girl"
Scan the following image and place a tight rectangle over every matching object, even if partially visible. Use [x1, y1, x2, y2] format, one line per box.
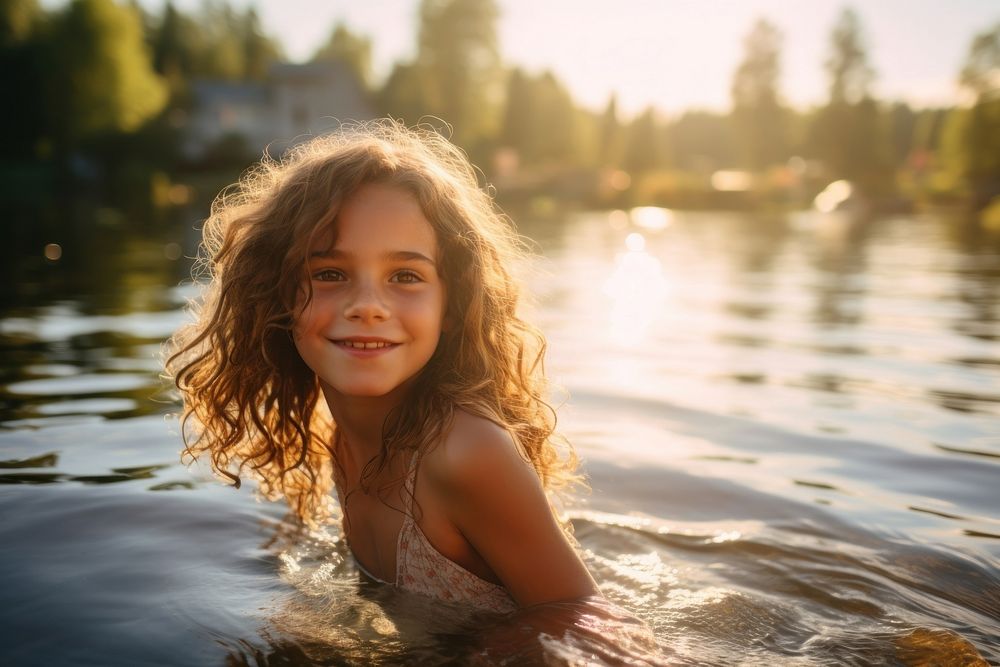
[166, 120, 599, 614]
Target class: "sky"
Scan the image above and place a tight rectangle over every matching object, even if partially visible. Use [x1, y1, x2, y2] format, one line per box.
[51, 0, 1000, 115]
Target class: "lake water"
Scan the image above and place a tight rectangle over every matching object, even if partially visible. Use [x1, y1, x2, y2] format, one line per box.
[1, 209, 998, 665]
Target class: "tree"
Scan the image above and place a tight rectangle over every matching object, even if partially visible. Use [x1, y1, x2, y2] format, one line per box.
[312, 21, 373, 89]
[241, 7, 281, 80]
[0, 0, 44, 158]
[912, 108, 947, 155]
[192, 2, 242, 80]
[498, 69, 576, 165]
[825, 7, 874, 106]
[44, 0, 167, 149]
[149, 2, 280, 84]
[622, 108, 663, 174]
[414, 0, 503, 148]
[669, 110, 738, 171]
[150, 0, 205, 98]
[959, 22, 1000, 99]
[378, 61, 431, 123]
[0, 0, 39, 47]
[943, 23, 1000, 206]
[887, 101, 916, 169]
[730, 18, 787, 170]
[598, 95, 622, 167]
[498, 68, 532, 152]
[183, 2, 280, 82]
[809, 7, 890, 193]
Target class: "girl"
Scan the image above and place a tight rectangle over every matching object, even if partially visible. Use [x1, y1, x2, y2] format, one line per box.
[166, 120, 599, 613]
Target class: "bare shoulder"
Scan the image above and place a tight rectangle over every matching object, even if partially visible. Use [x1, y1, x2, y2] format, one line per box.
[422, 410, 535, 495]
[421, 410, 600, 605]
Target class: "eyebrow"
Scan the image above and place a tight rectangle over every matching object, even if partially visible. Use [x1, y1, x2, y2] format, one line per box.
[309, 249, 437, 266]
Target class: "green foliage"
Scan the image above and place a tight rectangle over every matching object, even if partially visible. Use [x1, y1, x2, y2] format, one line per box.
[730, 18, 787, 169]
[943, 100, 1000, 200]
[959, 22, 1000, 98]
[4, 0, 988, 213]
[499, 69, 531, 150]
[0, 0, 44, 158]
[944, 23, 1000, 206]
[44, 0, 168, 147]
[312, 21, 372, 89]
[153, 2, 191, 76]
[0, 0, 39, 47]
[150, 1, 282, 83]
[909, 108, 947, 159]
[887, 102, 916, 168]
[810, 98, 891, 193]
[622, 108, 665, 174]
[669, 111, 738, 171]
[810, 7, 891, 193]
[498, 69, 577, 164]
[825, 7, 874, 105]
[240, 8, 280, 80]
[150, 1, 203, 98]
[414, 0, 503, 147]
[192, 2, 281, 80]
[378, 62, 432, 123]
[195, 4, 243, 80]
[597, 95, 622, 167]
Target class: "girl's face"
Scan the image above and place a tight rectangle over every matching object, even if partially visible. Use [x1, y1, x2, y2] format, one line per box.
[293, 183, 447, 401]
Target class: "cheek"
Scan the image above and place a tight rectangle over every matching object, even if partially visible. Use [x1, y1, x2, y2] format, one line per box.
[402, 292, 446, 330]
[292, 291, 334, 332]
[291, 289, 309, 330]
[290, 304, 311, 335]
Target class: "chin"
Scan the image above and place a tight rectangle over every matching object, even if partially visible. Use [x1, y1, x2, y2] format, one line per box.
[330, 381, 400, 399]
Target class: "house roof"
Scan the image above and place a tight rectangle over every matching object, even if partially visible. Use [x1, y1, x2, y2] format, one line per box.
[269, 61, 357, 85]
[190, 80, 268, 105]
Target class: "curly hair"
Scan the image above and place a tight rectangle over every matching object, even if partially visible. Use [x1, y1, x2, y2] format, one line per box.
[165, 119, 580, 526]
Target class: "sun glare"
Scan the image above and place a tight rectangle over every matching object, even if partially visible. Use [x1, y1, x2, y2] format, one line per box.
[602, 231, 670, 345]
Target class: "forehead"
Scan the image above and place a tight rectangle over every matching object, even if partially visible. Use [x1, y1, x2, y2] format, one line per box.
[307, 183, 438, 257]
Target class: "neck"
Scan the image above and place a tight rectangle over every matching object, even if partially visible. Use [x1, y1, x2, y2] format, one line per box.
[321, 382, 407, 474]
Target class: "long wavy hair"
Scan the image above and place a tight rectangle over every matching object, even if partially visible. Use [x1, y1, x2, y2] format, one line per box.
[165, 119, 580, 526]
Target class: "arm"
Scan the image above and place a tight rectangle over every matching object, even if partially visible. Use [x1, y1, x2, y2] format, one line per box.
[431, 416, 600, 607]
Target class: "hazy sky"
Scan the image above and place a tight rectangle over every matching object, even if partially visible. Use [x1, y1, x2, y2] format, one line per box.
[60, 0, 1000, 115]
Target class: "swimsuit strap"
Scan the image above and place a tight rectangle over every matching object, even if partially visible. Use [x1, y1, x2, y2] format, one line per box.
[400, 451, 420, 517]
[393, 451, 421, 584]
[392, 448, 518, 612]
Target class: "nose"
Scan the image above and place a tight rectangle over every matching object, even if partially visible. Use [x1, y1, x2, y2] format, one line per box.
[343, 280, 390, 323]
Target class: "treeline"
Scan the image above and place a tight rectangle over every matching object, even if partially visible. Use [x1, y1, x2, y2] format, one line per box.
[2, 0, 999, 214]
[1, 0, 284, 204]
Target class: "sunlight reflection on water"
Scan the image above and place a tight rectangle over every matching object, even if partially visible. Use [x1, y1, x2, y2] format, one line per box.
[0, 212, 998, 664]
[602, 231, 670, 345]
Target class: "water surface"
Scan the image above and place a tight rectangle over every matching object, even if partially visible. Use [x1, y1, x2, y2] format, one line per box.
[1, 210, 998, 665]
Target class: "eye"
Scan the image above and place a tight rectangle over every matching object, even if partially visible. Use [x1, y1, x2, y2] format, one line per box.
[313, 268, 345, 282]
[390, 270, 423, 284]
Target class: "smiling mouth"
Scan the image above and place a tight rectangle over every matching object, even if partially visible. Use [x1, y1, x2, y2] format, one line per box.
[334, 340, 399, 350]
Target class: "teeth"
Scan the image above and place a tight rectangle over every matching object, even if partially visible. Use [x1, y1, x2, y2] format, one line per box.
[341, 341, 391, 349]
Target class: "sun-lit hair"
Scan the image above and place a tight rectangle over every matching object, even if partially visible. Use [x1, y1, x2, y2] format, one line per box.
[165, 119, 580, 526]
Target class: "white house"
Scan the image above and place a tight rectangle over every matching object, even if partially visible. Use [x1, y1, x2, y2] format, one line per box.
[184, 60, 374, 159]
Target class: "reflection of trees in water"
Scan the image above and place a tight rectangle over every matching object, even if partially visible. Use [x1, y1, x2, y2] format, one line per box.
[726, 212, 792, 277]
[2, 209, 195, 313]
[943, 214, 1000, 339]
[0, 220, 195, 423]
[807, 214, 872, 328]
